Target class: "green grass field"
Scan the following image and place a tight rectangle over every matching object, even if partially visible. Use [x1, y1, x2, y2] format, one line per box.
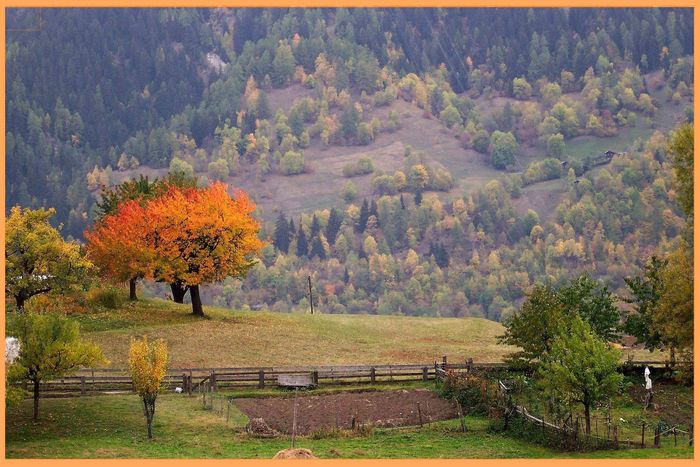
[69, 298, 515, 368]
[59, 297, 664, 369]
[6, 390, 692, 459]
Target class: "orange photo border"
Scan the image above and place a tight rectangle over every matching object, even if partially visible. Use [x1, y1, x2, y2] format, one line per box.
[0, 3, 697, 466]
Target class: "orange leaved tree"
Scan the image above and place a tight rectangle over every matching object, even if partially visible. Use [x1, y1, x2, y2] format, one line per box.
[145, 182, 264, 316]
[85, 200, 156, 300]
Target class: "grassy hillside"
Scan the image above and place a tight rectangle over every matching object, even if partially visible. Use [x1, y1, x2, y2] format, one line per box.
[76, 298, 514, 368]
[68, 298, 663, 369]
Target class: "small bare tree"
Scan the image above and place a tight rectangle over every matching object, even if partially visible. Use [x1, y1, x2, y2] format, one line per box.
[128, 337, 168, 439]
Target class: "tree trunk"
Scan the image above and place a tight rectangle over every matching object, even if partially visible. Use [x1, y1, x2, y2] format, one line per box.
[170, 282, 189, 304]
[190, 285, 204, 317]
[670, 347, 677, 367]
[584, 403, 591, 435]
[33, 379, 40, 420]
[129, 278, 138, 301]
[143, 398, 153, 439]
[16, 295, 25, 312]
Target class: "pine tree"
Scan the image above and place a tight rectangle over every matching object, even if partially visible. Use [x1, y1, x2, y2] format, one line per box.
[358, 199, 369, 233]
[358, 243, 367, 259]
[414, 191, 423, 205]
[310, 214, 321, 238]
[273, 212, 290, 253]
[343, 267, 350, 284]
[325, 208, 342, 245]
[310, 235, 326, 260]
[296, 225, 308, 257]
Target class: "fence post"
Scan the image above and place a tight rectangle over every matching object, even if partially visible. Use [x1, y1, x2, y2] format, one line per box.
[313, 370, 319, 386]
[674, 427, 677, 447]
[422, 367, 428, 382]
[542, 415, 545, 436]
[370, 367, 376, 384]
[210, 371, 217, 392]
[467, 358, 473, 372]
[614, 425, 619, 448]
[654, 425, 660, 447]
[182, 374, 188, 394]
[416, 402, 423, 427]
[258, 370, 265, 389]
[442, 355, 448, 371]
[456, 399, 466, 433]
[80, 376, 86, 396]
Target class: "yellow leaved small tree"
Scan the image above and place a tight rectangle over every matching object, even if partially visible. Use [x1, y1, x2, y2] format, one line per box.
[128, 337, 168, 439]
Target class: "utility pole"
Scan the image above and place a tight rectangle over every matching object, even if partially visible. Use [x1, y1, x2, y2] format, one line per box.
[308, 275, 314, 315]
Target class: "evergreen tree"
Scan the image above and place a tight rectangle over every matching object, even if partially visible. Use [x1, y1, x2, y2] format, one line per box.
[296, 224, 308, 257]
[358, 199, 370, 233]
[271, 42, 295, 88]
[310, 214, 321, 238]
[310, 235, 326, 260]
[325, 208, 342, 245]
[273, 212, 290, 253]
[340, 102, 360, 141]
[414, 191, 423, 205]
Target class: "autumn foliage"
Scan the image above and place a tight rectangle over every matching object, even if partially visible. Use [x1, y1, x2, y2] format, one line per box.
[85, 182, 263, 315]
[128, 337, 168, 439]
[85, 200, 154, 300]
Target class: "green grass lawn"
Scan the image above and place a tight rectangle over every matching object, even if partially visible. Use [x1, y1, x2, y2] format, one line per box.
[5, 391, 693, 459]
[565, 126, 654, 160]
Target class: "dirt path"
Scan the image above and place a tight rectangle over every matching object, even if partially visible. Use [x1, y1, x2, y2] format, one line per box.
[234, 389, 459, 434]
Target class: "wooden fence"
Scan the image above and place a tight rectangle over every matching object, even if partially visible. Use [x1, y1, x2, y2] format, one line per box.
[35, 357, 675, 398]
[497, 379, 693, 451]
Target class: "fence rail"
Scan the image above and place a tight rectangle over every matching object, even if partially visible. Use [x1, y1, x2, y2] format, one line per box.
[34, 357, 678, 397]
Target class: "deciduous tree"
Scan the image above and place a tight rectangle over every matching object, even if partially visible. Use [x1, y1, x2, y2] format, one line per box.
[146, 183, 264, 316]
[9, 311, 105, 419]
[6, 207, 93, 310]
[128, 337, 168, 439]
[537, 316, 623, 434]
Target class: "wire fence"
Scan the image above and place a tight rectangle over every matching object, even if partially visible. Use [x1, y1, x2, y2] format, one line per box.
[497, 380, 693, 451]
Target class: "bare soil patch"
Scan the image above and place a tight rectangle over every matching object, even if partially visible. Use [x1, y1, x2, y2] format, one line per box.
[233, 389, 458, 434]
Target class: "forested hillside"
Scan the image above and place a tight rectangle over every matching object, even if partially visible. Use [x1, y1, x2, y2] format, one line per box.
[6, 8, 694, 320]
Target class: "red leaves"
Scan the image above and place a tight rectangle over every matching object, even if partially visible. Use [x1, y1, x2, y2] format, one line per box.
[85, 182, 264, 287]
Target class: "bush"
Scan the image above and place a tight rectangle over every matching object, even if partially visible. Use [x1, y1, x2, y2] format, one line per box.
[342, 156, 374, 177]
[439, 370, 498, 415]
[341, 181, 357, 202]
[472, 129, 490, 153]
[280, 150, 305, 175]
[371, 174, 397, 195]
[87, 286, 126, 309]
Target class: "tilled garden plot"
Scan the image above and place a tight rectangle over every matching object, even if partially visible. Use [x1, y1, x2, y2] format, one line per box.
[234, 389, 459, 434]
